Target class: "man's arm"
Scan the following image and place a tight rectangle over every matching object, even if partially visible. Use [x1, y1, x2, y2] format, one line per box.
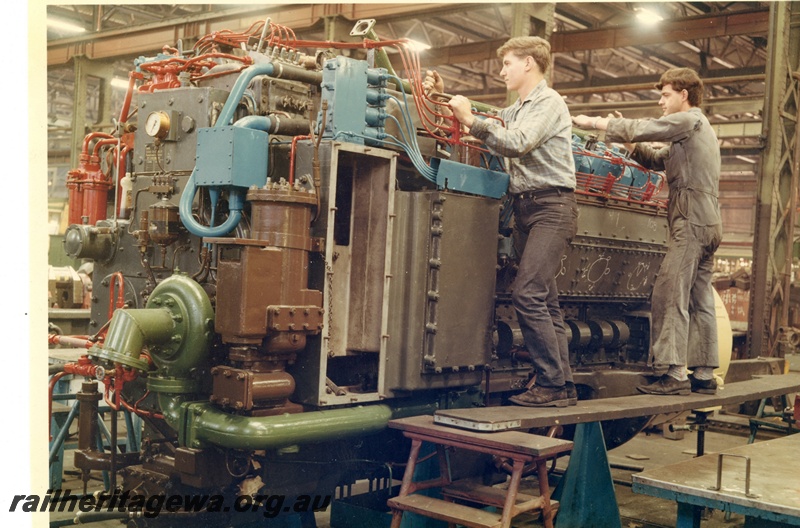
[607, 113, 699, 144]
[574, 112, 698, 144]
[630, 143, 669, 171]
[466, 93, 566, 158]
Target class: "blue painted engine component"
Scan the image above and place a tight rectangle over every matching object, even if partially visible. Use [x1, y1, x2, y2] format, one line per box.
[320, 56, 388, 144]
[572, 134, 664, 201]
[430, 157, 509, 199]
[195, 126, 270, 188]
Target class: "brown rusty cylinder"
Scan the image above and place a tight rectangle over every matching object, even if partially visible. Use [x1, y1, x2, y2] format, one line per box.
[247, 186, 316, 247]
[211, 367, 297, 410]
[251, 371, 296, 402]
[213, 186, 322, 343]
[264, 332, 307, 353]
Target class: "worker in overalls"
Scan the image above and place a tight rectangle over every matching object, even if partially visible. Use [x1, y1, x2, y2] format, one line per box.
[572, 67, 722, 395]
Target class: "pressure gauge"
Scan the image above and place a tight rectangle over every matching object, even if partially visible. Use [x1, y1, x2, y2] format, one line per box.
[145, 111, 171, 139]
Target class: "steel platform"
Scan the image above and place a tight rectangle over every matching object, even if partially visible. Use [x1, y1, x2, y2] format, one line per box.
[425, 373, 800, 528]
[434, 372, 800, 431]
[632, 434, 800, 526]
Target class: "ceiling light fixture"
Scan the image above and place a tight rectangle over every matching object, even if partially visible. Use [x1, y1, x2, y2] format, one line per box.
[110, 78, 130, 90]
[635, 8, 663, 26]
[47, 18, 87, 34]
[404, 39, 431, 52]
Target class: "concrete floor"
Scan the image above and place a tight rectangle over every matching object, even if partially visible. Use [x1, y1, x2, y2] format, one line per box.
[317, 420, 769, 528]
[53, 348, 800, 527]
[51, 413, 785, 528]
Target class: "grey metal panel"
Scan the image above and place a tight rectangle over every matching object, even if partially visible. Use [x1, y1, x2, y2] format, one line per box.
[134, 87, 230, 172]
[558, 198, 668, 301]
[384, 191, 498, 393]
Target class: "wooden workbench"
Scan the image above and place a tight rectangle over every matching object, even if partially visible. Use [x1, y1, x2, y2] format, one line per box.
[632, 434, 800, 526]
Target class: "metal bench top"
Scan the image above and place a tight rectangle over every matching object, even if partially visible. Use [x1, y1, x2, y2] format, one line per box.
[632, 434, 800, 525]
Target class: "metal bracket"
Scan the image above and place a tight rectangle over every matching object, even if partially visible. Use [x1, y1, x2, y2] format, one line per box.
[708, 453, 760, 498]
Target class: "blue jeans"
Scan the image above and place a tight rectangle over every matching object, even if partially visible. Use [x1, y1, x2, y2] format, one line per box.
[512, 191, 578, 387]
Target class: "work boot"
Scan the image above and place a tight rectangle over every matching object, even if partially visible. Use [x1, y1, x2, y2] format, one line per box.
[688, 374, 717, 395]
[636, 375, 691, 396]
[509, 384, 570, 407]
[565, 381, 578, 406]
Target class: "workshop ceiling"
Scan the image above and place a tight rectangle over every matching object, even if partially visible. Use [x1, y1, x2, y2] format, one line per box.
[45, 2, 770, 167]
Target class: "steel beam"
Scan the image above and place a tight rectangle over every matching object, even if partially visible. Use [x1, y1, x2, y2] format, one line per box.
[748, 2, 800, 359]
[557, 73, 765, 96]
[48, 5, 772, 69]
[550, 8, 769, 53]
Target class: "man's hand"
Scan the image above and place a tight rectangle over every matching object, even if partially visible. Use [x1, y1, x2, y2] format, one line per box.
[571, 114, 596, 129]
[449, 95, 474, 128]
[422, 70, 444, 98]
[571, 112, 621, 132]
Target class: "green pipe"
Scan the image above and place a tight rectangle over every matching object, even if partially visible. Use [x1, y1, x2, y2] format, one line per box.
[131, 274, 441, 451]
[88, 274, 214, 376]
[89, 309, 174, 371]
[158, 395, 439, 451]
[182, 403, 394, 450]
[157, 392, 185, 430]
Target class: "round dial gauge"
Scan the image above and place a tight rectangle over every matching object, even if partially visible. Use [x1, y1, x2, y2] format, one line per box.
[145, 111, 171, 138]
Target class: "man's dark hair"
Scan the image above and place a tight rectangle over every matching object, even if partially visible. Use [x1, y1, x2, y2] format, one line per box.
[655, 68, 704, 107]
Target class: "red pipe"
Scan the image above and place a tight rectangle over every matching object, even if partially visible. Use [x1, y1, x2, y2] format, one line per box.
[108, 272, 125, 319]
[48, 334, 93, 349]
[118, 72, 143, 126]
[81, 132, 114, 157]
[289, 135, 312, 185]
[91, 138, 119, 159]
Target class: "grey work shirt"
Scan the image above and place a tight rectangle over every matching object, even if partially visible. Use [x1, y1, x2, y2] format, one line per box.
[469, 80, 576, 194]
[605, 107, 721, 227]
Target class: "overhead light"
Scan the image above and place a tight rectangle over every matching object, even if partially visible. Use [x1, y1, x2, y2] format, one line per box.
[47, 18, 87, 34]
[735, 155, 757, 164]
[635, 8, 663, 26]
[404, 39, 431, 52]
[110, 78, 130, 90]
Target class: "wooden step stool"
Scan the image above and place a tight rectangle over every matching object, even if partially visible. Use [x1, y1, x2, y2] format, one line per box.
[387, 415, 573, 528]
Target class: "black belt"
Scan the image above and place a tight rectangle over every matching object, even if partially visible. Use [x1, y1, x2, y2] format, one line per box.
[513, 187, 573, 201]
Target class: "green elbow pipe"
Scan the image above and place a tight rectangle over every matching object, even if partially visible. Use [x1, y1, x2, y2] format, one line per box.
[182, 403, 394, 450]
[157, 392, 185, 430]
[89, 309, 174, 371]
[163, 398, 440, 451]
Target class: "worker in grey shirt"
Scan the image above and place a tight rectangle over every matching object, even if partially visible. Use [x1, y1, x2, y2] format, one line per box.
[426, 36, 577, 407]
[573, 67, 722, 395]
